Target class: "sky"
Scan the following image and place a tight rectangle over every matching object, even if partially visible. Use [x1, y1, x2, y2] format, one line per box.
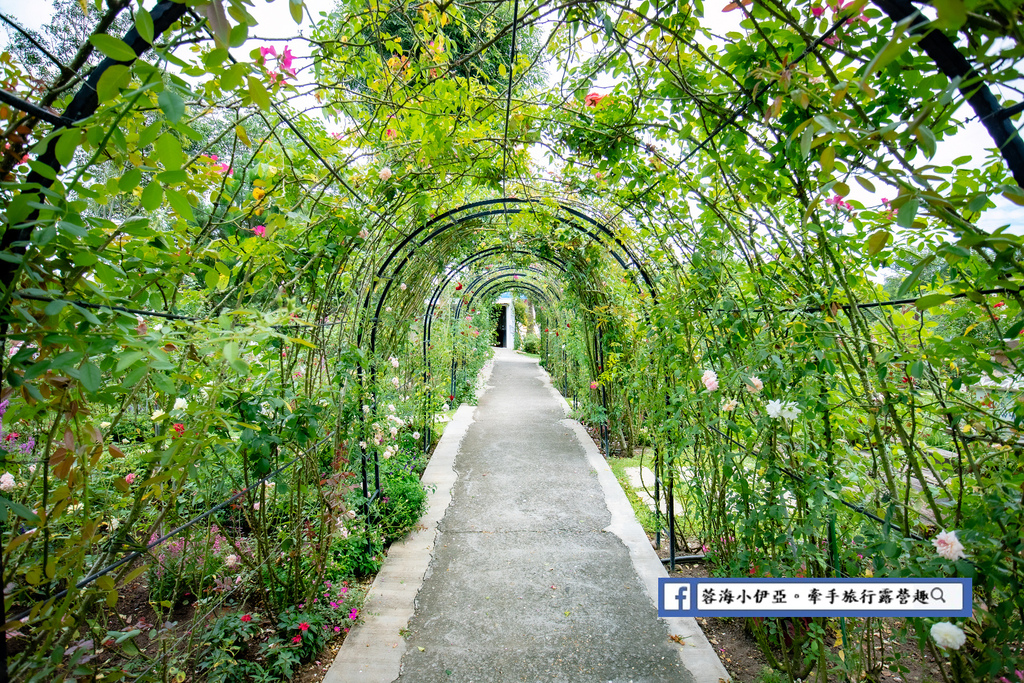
[1, 0, 1019, 234]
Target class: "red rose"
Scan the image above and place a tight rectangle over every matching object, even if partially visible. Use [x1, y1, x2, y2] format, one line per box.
[241, 614, 252, 622]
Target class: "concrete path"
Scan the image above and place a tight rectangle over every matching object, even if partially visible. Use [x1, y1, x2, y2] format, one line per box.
[326, 349, 728, 682]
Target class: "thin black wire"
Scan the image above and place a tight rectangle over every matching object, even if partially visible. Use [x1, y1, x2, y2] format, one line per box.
[10, 435, 332, 623]
[705, 424, 927, 543]
[14, 285, 1014, 332]
[12, 292, 344, 327]
[702, 287, 1016, 315]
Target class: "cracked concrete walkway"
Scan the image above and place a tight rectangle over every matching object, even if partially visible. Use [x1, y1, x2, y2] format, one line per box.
[326, 348, 728, 682]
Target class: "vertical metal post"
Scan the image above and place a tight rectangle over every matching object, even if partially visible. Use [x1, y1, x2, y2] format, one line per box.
[668, 468, 676, 573]
[654, 461, 661, 549]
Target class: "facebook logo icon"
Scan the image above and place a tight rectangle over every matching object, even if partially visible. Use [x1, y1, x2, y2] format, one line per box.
[661, 579, 693, 615]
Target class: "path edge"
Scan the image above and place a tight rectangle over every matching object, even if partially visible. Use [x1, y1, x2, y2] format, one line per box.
[321, 403, 476, 683]
[536, 364, 731, 683]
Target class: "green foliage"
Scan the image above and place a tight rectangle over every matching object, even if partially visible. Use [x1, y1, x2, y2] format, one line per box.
[376, 473, 428, 543]
[2, 0, 1024, 677]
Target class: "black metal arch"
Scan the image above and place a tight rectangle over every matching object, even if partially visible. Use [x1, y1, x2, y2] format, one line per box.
[359, 196, 660, 360]
[422, 247, 573, 345]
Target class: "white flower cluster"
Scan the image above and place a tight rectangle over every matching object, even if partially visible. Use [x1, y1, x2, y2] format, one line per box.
[766, 399, 801, 420]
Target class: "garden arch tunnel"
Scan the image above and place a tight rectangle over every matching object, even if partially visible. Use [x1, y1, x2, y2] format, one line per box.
[353, 197, 663, 545]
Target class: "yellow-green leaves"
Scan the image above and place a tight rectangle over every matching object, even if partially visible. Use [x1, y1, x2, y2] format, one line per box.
[915, 293, 952, 310]
[248, 75, 271, 111]
[933, 0, 967, 30]
[157, 90, 185, 123]
[96, 65, 131, 102]
[140, 182, 163, 211]
[135, 8, 155, 44]
[289, 0, 305, 24]
[867, 230, 891, 256]
[154, 132, 183, 170]
[89, 34, 137, 61]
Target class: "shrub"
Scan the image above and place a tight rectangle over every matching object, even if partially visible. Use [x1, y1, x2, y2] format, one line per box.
[522, 334, 540, 354]
[197, 611, 265, 683]
[328, 531, 383, 577]
[148, 526, 251, 604]
[377, 474, 427, 543]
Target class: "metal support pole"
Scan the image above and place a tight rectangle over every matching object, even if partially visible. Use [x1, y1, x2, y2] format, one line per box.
[668, 468, 676, 573]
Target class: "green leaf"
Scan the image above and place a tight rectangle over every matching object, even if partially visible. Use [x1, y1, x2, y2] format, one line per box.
[156, 170, 188, 185]
[289, 0, 305, 24]
[819, 145, 834, 173]
[966, 194, 988, 212]
[859, 28, 921, 87]
[1004, 317, 1024, 338]
[79, 362, 102, 393]
[229, 22, 249, 48]
[855, 176, 875, 192]
[154, 132, 182, 170]
[96, 64, 131, 102]
[909, 360, 925, 379]
[118, 168, 143, 192]
[867, 230, 890, 255]
[163, 188, 194, 221]
[0, 496, 40, 523]
[140, 182, 163, 210]
[157, 90, 185, 123]
[55, 129, 82, 167]
[89, 34, 137, 61]
[72, 251, 99, 267]
[43, 298, 66, 316]
[799, 126, 813, 159]
[833, 181, 850, 197]
[248, 76, 270, 111]
[135, 8, 155, 43]
[915, 125, 937, 159]
[915, 293, 951, 310]
[1001, 185, 1024, 206]
[116, 351, 145, 374]
[933, 0, 966, 29]
[896, 198, 919, 228]
[896, 254, 935, 298]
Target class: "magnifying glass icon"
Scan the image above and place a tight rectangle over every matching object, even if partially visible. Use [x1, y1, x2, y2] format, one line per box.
[931, 588, 946, 603]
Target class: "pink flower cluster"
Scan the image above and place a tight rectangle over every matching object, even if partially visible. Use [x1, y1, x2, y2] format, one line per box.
[826, 194, 853, 211]
[259, 45, 296, 86]
[201, 154, 232, 175]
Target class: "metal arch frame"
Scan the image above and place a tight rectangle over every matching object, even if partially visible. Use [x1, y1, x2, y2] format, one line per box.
[359, 196, 659, 355]
[416, 261, 564, 451]
[355, 198, 657, 561]
[422, 247, 574, 345]
[454, 271, 562, 318]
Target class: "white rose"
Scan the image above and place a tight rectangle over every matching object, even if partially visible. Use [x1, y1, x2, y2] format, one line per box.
[173, 398, 188, 411]
[930, 622, 966, 650]
[932, 530, 966, 561]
